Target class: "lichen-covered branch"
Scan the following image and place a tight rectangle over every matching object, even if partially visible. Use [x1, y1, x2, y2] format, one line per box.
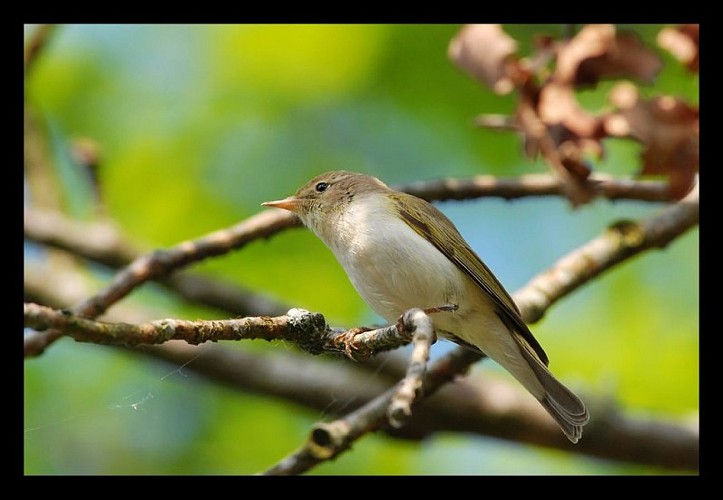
[24, 303, 324, 348]
[23, 303, 419, 358]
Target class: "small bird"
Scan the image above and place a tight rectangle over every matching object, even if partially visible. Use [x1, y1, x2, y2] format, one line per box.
[263, 171, 589, 442]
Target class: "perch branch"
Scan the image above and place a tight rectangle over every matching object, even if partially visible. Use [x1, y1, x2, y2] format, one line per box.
[23, 303, 419, 358]
[24, 303, 323, 348]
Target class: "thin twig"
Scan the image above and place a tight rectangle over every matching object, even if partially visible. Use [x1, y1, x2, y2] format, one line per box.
[263, 347, 480, 475]
[24, 107, 62, 210]
[472, 114, 519, 131]
[386, 308, 436, 428]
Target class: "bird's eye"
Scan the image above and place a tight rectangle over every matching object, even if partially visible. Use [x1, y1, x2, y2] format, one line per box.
[315, 182, 329, 192]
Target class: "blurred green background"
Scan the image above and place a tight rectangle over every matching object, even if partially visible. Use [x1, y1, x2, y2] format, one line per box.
[24, 24, 698, 475]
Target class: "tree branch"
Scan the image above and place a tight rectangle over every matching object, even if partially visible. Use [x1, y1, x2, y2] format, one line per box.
[386, 308, 437, 428]
[23, 173, 673, 357]
[516, 178, 698, 323]
[149, 341, 698, 473]
[23, 209, 300, 357]
[23, 176, 671, 273]
[23, 208, 290, 317]
[24, 264, 699, 471]
[23, 303, 419, 358]
[264, 339, 699, 474]
[397, 173, 672, 203]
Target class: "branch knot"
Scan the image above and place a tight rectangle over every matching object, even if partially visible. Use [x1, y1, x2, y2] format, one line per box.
[285, 308, 331, 355]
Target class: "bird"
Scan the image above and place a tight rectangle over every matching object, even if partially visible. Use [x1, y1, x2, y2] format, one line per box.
[263, 170, 589, 442]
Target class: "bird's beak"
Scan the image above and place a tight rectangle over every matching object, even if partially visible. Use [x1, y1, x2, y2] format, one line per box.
[262, 197, 302, 213]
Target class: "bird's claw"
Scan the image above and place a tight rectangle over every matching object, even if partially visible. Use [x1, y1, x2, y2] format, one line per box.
[395, 304, 458, 334]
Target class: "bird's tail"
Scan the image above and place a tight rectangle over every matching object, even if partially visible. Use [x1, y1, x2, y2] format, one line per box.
[514, 332, 590, 443]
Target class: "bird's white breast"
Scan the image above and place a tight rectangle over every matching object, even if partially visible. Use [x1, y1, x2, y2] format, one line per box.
[306, 193, 541, 395]
[316, 195, 467, 323]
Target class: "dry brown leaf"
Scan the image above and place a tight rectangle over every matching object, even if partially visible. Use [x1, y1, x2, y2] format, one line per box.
[454, 24, 695, 203]
[555, 24, 616, 84]
[538, 81, 602, 138]
[606, 82, 699, 198]
[448, 24, 520, 94]
[555, 24, 662, 87]
[658, 24, 699, 72]
[515, 88, 598, 206]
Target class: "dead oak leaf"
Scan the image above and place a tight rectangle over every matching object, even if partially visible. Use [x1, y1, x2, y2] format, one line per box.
[555, 24, 662, 87]
[606, 82, 699, 199]
[658, 24, 699, 73]
[448, 24, 521, 94]
[515, 89, 598, 206]
[538, 81, 604, 139]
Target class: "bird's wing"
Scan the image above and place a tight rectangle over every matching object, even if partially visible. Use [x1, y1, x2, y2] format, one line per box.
[392, 192, 549, 366]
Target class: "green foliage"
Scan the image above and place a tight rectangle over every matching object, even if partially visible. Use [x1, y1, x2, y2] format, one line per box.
[24, 24, 698, 475]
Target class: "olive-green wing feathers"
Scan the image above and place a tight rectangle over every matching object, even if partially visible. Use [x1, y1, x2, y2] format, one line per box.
[392, 192, 549, 366]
